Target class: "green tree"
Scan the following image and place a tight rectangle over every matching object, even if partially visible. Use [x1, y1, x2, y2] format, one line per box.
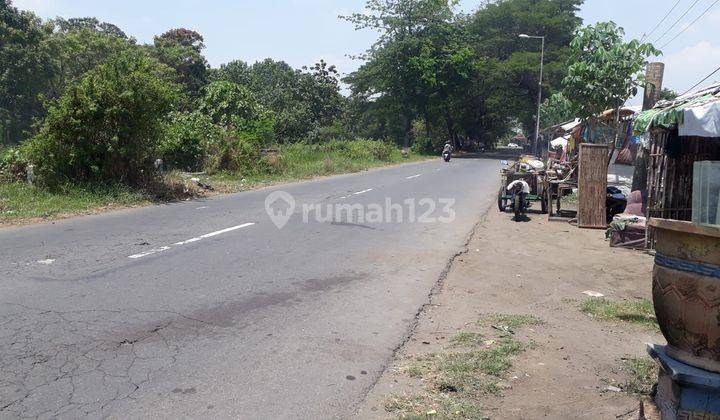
[344, 0, 583, 148]
[466, 0, 582, 141]
[25, 49, 180, 186]
[299, 60, 344, 129]
[342, 0, 457, 147]
[540, 92, 574, 127]
[52, 17, 126, 38]
[659, 88, 678, 101]
[212, 58, 344, 142]
[153, 28, 208, 98]
[212, 60, 251, 86]
[46, 17, 135, 99]
[0, 0, 54, 144]
[199, 81, 263, 127]
[563, 21, 660, 119]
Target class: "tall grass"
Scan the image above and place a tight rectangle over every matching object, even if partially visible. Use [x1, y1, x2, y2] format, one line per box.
[1, 139, 427, 222]
[0, 183, 148, 222]
[208, 139, 418, 190]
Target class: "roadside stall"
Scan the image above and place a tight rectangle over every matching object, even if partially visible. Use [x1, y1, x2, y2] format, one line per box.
[634, 82, 720, 232]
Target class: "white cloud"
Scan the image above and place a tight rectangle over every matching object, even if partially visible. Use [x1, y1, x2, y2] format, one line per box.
[664, 41, 720, 92]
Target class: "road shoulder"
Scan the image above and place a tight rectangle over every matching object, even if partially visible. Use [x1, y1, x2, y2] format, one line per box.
[356, 207, 662, 419]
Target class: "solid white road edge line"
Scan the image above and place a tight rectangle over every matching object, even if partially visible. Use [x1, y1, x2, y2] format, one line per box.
[353, 188, 373, 195]
[128, 222, 255, 259]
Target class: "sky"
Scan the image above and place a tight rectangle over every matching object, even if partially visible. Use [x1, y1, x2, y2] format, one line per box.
[11, 0, 720, 103]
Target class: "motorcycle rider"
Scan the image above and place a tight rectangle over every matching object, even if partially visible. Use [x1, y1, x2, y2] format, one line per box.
[442, 141, 453, 157]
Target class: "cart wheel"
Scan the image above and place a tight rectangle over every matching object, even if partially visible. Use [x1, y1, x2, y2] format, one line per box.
[514, 194, 522, 219]
[497, 187, 508, 212]
[541, 194, 548, 214]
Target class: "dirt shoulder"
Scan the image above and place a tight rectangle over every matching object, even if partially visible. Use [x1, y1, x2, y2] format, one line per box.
[357, 206, 663, 419]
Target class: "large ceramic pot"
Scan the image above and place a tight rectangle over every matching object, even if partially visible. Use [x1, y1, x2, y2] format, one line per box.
[649, 218, 720, 373]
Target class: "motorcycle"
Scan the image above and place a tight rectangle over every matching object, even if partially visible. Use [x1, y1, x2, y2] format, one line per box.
[606, 186, 628, 222]
[442, 151, 452, 162]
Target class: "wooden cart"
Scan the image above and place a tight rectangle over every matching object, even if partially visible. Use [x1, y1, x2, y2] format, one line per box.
[497, 161, 548, 214]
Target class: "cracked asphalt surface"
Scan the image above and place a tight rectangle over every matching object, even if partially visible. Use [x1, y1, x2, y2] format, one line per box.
[0, 158, 499, 419]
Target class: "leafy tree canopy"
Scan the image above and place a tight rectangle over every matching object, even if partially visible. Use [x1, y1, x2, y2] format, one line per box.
[152, 28, 208, 98]
[52, 17, 127, 38]
[540, 92, 574, 127]
[0, 0, 54, 143]
[563, 21, 660, 118]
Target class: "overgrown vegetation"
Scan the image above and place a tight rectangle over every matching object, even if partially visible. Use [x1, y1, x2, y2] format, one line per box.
[580, 297, 658, 330]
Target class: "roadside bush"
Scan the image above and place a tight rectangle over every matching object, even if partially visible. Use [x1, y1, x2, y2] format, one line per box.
[205, 134, 263, 174]
[159, 111, 223, 171]
[0, 146, 28, 182]
[363, 139, 400, 161]
[315, 139, 400, 162]
[24, 49, 180, 187]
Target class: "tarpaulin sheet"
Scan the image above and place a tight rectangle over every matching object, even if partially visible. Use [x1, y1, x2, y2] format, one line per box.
[633, 94, 718, 137]
[680, 99, 720, 137]
[633, 109, 660, 134]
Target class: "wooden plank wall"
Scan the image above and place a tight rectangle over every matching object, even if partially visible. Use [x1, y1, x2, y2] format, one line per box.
[648, 132, 720, 221]
[578, 143, 609, 228]
[645, 130, 720, 248]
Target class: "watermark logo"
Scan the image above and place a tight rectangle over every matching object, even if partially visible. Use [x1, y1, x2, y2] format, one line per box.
[265, 191, 456, 229]
[265, 190, 296, 229]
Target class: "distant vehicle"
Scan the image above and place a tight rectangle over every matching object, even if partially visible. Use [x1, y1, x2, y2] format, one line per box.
[507, 143, 522, 149]
[442, 151, 451, 162]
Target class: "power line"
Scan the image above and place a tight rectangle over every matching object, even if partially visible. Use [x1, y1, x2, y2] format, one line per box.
[641, 0, 682, 42]
[652, 0, 702, 44]
[680, 65, 720, 96]
[660, 0, 720, 49]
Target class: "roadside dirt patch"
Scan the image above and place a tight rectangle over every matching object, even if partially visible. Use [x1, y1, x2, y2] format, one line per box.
[357, 208, 663, 419]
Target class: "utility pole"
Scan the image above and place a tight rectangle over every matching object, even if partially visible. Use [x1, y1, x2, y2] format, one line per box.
[643, 62, 665, 111]
[633, 62, 665, 192]
[519, 34, 545, 157]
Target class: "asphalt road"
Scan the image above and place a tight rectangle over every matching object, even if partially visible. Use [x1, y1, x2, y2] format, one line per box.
[0, 157, 500, 419]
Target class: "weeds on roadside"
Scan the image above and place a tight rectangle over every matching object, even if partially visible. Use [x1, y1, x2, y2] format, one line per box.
[386, 314, 542, 419]
[383, 393, 484, 419]
[450, 332, 485, 347]
[479, 313, 544, 330]
[623, 357, 657, 395]
[580, 297, 658, 330]
[0, 182, 149, 222]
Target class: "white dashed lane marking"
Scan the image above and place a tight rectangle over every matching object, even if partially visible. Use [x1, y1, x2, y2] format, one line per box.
[128, 223, 255, 259]
[406, 174, 422, 179]
[128, 246, 172, 260]
[353, 188, 373, 195]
